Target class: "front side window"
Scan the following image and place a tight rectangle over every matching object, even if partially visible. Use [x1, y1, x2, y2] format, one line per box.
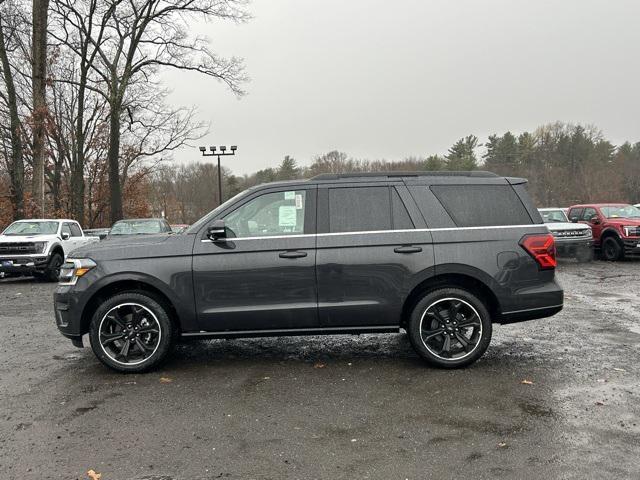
[540, 209, 568, 223]
[568, 208, 583, 222]
[224, 190, 307, 238]
[329, 186, 392, 233]
[61, 224, 72, 238]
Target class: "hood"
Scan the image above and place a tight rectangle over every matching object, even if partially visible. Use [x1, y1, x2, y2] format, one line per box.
[0, 234, 60, 243]
[69, 233, 192, 261]
[544, 222, 591, 232]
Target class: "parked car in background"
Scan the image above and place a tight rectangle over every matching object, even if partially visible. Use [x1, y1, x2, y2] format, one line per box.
[170, 224, 189, 234]
[568, 204, 640, 261]
[84, 228, 110, 240]
[54, 171, 563, 373]
[107, 218, 172, 238]
[538, 208, 593, 262]
[0, 219, 99, 281]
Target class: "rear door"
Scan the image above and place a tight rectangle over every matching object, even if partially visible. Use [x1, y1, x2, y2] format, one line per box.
[316, 182, 434, 327]
[192, 186, 318, 332]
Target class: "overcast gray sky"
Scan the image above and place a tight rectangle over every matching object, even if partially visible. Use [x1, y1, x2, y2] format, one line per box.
[163, 0, 640, 175]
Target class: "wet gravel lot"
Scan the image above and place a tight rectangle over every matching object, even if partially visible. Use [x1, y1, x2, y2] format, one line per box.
[1, 260, 639, 480]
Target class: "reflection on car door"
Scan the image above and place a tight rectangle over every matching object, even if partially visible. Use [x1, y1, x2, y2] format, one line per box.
[192, 186, 318, 332]
[316, 183, 434, 327]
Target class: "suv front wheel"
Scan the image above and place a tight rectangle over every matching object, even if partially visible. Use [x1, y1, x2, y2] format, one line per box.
[89, 292, 174, 373]
[408, 288, 492, 368]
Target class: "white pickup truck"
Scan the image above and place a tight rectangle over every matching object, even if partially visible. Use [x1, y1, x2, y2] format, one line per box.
[0, 219, 99, 281]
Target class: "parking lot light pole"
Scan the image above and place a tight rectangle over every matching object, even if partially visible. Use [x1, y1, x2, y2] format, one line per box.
[199, 145, 237, 206]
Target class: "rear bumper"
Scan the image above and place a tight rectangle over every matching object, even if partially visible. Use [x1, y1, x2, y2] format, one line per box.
[496, 278, 564, 324]
[498, 304, 563, 324]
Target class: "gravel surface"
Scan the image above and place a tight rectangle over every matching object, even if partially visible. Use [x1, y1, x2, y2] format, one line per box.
[1, 259, 639, 480]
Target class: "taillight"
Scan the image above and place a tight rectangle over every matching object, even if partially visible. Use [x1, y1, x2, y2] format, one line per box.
[520, 234, 556, 269]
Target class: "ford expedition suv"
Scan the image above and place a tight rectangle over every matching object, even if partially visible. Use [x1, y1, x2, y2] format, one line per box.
[54, 172, 563, 372]
[1, 219, 99, 281]
[567, 203, 640, 261]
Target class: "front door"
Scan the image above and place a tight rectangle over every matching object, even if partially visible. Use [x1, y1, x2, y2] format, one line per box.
[581, 207, 603, 244]
[192, 186, 318, 332]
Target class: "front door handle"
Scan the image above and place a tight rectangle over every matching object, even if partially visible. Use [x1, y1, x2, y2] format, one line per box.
[279, 250, 308, 259]
[394, 246, 422, 254]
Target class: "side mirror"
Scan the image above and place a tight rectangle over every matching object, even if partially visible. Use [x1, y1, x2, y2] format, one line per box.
[61, 232, 70, 240]
[207, 220, 226, 241]
[590, 216, 600, 225]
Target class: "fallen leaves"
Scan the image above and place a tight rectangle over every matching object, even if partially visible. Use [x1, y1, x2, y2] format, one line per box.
[87, 470, 101, 480]
[497, 442, 508, 448]
[595, 401, 605, 406]
[313, 363, 325, 369]
[521, 379, 534, 385]
[159, 377, 173, 383]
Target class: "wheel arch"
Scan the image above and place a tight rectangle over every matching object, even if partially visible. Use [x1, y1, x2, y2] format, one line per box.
[401, 270, 500, 328]
[80, 276, 181, 335]
[600, 227, 622, 242]
[49, 243, 64, 258]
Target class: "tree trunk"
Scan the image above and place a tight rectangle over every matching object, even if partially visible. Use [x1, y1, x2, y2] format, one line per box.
[0, 13, 25, 219]
[31, 0, 50, 217]
[107, 99, 123, 223]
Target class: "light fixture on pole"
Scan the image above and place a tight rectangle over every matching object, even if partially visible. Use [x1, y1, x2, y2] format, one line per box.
[199, 145, 237, 206]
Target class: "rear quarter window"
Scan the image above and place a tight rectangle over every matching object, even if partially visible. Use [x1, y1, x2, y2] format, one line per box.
[430, 184, 532, 227]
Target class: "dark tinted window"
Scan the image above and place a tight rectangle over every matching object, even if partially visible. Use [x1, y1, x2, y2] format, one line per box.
[392, 188, 414, 229]
[329, 187, 391, 233]
[69, 223, 82, 237]
[430, 185, 532, 227]
[568, 208, 583, 222]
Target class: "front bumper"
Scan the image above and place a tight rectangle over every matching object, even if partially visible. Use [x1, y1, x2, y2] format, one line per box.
[622, 238, 640, 254]
[0, 255, 49, 274]
[54, 282, 92, 347]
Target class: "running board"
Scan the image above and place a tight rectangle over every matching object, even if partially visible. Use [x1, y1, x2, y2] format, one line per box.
[180, 325, 401, 339]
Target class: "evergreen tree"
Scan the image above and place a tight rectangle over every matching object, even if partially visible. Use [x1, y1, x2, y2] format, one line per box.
[277, 155, 300, 180]
[445, 135, 479, 171]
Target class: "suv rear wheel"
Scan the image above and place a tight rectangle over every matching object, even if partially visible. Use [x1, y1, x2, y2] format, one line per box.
[89, 292, 174, 373]
[408, 287, 492, 368]
[602, 237, 624, 261]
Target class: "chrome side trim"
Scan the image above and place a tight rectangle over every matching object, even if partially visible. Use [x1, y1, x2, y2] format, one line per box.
[501, 304, 564, 315]
[199, 224, 546, 243]
[181, 325, 400, 337]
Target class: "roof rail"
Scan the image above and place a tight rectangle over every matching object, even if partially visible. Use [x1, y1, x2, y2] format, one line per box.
[310, 171, 498, 181]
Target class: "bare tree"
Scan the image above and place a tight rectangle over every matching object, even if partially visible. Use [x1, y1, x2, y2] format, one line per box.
[31, 0, 50, 216]
[52, 0, 249, 223]
[0, 0, 27, 218]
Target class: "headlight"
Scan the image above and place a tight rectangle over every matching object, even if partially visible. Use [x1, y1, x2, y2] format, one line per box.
[34, 241, 48, 253]
[623, 226, 640, 237]
[58, 258, 97, 285]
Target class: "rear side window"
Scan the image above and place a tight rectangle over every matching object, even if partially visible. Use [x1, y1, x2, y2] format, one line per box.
[430, 185, 532, 227]
[69, 223, 82, 237]
[329, 187, 391, 233]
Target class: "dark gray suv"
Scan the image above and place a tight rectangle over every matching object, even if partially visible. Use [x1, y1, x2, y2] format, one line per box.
[54, 172, 563, 372]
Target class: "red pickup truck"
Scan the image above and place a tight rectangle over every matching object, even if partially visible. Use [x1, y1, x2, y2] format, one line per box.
[567, 204, 640, 261]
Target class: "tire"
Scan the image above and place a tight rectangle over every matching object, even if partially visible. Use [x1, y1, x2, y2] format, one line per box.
[408, 287, 492, 369]
[601, 237, 624, 261]
[42, 252, 64, 282]
[575, 247, 593, 263]
[89, 292, 174, 373]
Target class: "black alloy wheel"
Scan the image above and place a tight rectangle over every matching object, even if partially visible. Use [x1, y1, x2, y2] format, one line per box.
[89, 292, 174, 372]
[408, 288, 492, 368]
[602, 237, 624, 261]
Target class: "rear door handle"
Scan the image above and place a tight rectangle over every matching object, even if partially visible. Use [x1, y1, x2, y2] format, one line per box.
[279, 250, 308, 259]
[394, 246, 422, 254]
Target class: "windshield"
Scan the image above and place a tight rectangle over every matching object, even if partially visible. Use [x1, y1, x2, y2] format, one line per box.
[539, 209, 568, 223]
[601, 205, 640, 219]
[2, 221, 59, 236]
[109, 219, 166, 235]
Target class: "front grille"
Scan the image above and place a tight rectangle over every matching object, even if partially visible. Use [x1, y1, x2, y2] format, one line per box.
[0, 242, 39, 255]
[552, 229, 589, 238]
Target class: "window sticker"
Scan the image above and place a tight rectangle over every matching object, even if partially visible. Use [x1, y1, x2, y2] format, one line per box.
[295, 194, 303, 210]
[284, 191, 295, 200]
[279, 206, 297, 227]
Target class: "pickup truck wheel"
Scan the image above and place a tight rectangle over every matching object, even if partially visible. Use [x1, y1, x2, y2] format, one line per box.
[602, 237, 624, 261]
[89, 292, 174, 373]
[408, 288, 492, 369]
[43, 252, 63, 282]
